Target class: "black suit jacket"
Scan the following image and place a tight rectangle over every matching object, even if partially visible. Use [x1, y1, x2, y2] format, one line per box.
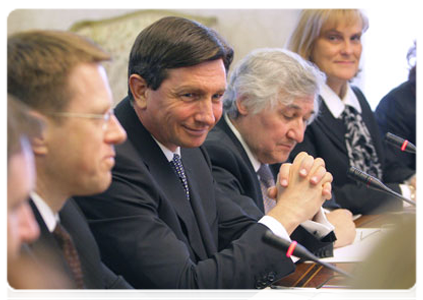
[29, 199, 132, 289]
[75, 97, 295, 289]
[203, 117, 335, 257]
[283, 87, 414, 214]
[375, 80, 416, 171]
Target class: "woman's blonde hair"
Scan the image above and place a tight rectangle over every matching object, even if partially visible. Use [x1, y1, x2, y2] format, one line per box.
[287, 9, 369, 61]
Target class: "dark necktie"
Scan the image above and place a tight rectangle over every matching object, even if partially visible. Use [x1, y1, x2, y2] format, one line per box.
[257, 164, 276, 213]
[53, 223, 85, 289]
[342, 105, 383, 179]
[169, 154, 190, 200]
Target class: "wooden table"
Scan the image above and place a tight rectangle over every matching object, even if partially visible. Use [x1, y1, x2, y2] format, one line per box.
[273, 210, 416, 289]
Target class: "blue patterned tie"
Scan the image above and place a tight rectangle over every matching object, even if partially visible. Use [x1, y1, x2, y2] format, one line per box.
[257, 164, 276, 213]
[170, 154, 190, 200]
[342, 105, 383, 179]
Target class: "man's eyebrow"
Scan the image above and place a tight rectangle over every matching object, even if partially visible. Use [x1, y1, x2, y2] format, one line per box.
[284, 104, 315, 116]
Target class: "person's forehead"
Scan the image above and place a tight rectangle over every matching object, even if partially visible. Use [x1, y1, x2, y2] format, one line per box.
[67, 63, 112, 110]
[282, 96, 315, 112]
[321, 18, 363, 34]
[164, 60, 227, 85]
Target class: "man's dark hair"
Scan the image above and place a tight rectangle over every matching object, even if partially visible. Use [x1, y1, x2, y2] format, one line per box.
[127, 16, 234, 101]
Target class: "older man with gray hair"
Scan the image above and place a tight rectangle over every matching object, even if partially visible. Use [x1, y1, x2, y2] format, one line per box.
[204, 48, 356, 250]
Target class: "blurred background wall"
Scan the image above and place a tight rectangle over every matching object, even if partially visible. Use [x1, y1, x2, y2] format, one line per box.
[7, 8, 417, 109]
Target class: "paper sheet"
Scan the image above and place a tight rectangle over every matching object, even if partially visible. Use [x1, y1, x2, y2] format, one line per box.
[315, 228, 390, 263]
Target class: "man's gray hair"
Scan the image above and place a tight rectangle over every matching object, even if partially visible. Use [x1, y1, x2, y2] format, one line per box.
[223, 48, 326, 123]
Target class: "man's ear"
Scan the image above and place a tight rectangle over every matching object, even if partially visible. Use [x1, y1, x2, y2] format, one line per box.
[235, 95, 249, 116]
[28, 111, 49, 156]
[129, 74, 149, 110]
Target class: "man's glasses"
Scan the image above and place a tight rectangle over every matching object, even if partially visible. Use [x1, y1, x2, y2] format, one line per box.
[46, 109, 115, 131]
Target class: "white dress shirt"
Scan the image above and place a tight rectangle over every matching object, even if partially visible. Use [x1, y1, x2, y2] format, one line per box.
[30, 192, 60, 233]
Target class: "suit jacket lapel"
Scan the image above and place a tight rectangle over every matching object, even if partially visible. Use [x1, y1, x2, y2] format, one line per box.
[314, 100, 348, 154]
[115, 98, 209, 260]
[216, 119, 265, 211]
[28, 200, 76, 285]
[182, 148, 217, 258]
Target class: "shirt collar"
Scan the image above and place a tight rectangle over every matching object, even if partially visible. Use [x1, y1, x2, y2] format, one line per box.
[225, 113, 262, 172]
[320, 83, 362, 119]
[30, 192, 59, 233]
[152, 136, 181, 162]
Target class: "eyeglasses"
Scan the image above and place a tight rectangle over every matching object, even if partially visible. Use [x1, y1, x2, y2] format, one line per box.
[46, 109, 115, 131]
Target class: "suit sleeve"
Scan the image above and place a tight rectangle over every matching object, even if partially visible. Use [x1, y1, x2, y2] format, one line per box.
[374, 81, 416, 170]
[75, 147, 294, 289]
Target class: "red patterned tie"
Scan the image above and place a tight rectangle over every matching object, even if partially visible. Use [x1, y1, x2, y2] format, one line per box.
[53, 223, 85, 288]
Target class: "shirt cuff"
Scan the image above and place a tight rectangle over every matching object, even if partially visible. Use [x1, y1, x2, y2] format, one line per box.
[400, 184, 412, 207]
[258, 215, 291, 241]
[301, 207, 335, 239]
[259, 216, 298, 262]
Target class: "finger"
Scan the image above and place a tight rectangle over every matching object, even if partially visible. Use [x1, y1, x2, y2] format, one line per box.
[322, 182, 332, 200]
[298, 154, 314, 177]
[278, 163, 291, 187]
[308, 157, 326, 176]
[309, 165, 327, 185]
[323, 171, 333, 184]
[267, 186, 277, 199]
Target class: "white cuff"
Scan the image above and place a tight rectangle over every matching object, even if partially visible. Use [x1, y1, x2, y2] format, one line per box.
[400, 184, 412, 207]
[301, 207, 335, 238]
[258, 216, 298, 262]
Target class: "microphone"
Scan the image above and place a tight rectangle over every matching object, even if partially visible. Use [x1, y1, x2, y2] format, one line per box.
[385, 132, 416, 154]
[262, 230, 353, 279]
[347, 167, 416, 206]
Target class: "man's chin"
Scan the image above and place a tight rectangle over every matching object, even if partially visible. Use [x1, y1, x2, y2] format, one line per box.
[180, 137, 207, 148]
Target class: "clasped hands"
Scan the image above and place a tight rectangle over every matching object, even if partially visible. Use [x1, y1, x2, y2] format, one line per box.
[266, 152, 333, 235]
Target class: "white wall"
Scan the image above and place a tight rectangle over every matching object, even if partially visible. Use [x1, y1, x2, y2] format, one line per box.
[7, 8, 417, 109]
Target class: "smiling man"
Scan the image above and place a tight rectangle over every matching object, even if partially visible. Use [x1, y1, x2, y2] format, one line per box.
[75, 16, 334, 289]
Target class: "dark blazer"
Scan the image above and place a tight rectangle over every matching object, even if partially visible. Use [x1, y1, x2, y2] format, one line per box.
[75, 97, 295, 289]
[283, 87, 414, 214]
[29, 199, 132, 289]
[375, 80, 416, 171]
[203, 117, 335, 257]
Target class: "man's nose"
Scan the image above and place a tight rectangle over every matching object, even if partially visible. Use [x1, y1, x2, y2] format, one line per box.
[105, 115, 127, 145]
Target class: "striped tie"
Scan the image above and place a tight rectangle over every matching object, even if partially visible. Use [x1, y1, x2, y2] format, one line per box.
[257, 164, 276, 213]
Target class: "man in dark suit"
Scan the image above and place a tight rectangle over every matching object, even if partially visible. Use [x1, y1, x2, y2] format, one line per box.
[204, 48, 356, 250]
[75, 16, 333, 289]
[8, 30, 131, 289]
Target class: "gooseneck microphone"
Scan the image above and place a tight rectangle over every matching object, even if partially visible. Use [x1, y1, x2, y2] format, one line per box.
[385, 132, 416, 154]
[262, 230, 353, 279]
[347, 167, 416, 206]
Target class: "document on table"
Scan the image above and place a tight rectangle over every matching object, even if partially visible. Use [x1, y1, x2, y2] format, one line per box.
[316, 228, 391, 263]
[249, 288, 349, 300]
